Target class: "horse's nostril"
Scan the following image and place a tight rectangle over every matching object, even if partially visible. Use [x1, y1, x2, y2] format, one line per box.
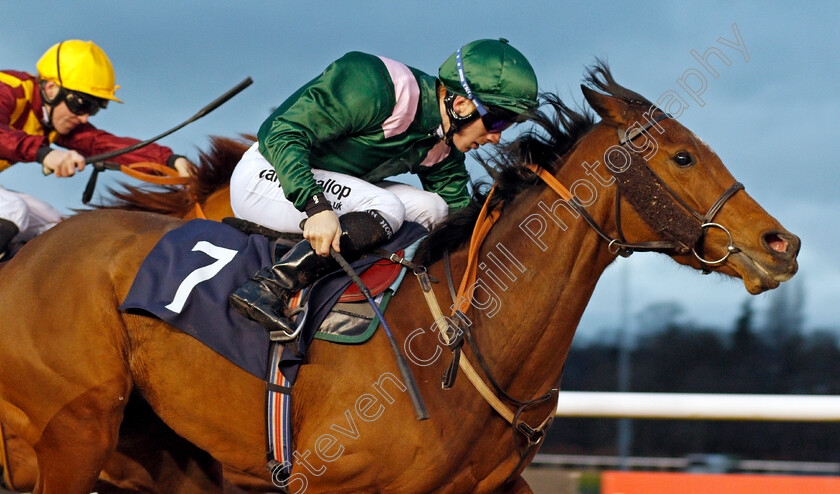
[764, 232, 789, 253]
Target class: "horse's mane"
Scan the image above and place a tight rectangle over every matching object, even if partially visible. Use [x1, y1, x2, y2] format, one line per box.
[92, 135, 255, 215]
[584, 61, 655, 109]
[416, 61, 648, 265]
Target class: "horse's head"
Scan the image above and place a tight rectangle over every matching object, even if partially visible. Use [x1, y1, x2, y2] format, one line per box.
[577, 67, 799, 294]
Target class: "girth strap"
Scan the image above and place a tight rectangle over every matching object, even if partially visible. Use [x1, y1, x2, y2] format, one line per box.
[118, 161, 190, 185]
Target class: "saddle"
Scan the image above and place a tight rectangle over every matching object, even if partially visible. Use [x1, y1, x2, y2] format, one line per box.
[221, 217, 403, 304]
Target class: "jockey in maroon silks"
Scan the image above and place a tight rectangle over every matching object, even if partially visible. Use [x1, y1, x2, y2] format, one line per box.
[0, 40, 193, 258]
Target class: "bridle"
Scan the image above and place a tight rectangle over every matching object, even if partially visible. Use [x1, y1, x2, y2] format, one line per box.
[423, 109, 748, 483]
[541, 111, 744, 270]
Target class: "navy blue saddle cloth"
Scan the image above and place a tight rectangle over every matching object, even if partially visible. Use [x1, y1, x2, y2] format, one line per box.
[120, 219, 427, 378]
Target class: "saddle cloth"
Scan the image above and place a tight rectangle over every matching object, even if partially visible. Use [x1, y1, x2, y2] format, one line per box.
[120, 219, 428, 378]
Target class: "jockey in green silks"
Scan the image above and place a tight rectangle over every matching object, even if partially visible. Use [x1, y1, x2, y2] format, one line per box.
[228, 38, 539, 340]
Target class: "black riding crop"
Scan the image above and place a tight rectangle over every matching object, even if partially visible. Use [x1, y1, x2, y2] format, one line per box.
[66, 77, 254, 203]
[330, 248, 430, 421]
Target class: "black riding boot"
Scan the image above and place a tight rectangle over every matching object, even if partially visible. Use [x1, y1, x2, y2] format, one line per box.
[229, 210, 394, 341]
[229, 240, 336, 339]
[0, 218, 19, 261]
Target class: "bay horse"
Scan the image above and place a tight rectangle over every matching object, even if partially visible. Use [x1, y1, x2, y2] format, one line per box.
[0, 136, 254, 493]
[0, 65, 799, 493]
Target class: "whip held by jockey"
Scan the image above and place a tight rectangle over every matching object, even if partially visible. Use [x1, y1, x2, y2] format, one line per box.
[227, 38, 540, 340]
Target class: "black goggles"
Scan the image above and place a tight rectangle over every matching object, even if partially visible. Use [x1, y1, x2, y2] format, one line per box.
[479, 107, 517, 133]
[61, 89, 107, 116]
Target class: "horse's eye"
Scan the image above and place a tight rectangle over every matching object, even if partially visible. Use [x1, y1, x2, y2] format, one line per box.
[672, 151, 695, 167]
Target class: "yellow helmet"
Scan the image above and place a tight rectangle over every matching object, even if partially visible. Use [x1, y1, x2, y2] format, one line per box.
[36, 40, 123, 102]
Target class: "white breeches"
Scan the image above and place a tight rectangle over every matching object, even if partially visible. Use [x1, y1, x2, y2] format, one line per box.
[0, 185, 62, 243]
[230, 143, 449, 233]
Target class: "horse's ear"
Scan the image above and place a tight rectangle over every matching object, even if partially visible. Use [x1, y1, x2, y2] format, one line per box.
[581, 85, 630, 127]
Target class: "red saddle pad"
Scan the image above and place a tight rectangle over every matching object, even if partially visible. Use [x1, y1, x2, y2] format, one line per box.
[337, 250, 403, 303]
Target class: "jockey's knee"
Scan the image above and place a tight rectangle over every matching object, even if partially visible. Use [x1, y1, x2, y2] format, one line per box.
[407, 191, 448, 229]
[371, 208, 403, 234]
[376, 182, 448, 230]
[358, 191, 405, 232]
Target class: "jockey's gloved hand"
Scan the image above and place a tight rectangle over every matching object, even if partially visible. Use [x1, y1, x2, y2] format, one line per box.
[337, 210, 395, 254]
[303, 209, 342, 257]
[301, 209, 395, 258]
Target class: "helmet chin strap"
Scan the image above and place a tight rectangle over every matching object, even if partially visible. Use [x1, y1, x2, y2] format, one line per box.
[38, 81, 60, 130]
[443, 91, 479, 148]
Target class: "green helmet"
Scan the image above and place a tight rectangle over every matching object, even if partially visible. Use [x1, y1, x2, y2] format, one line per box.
[438, 38, 538, 117]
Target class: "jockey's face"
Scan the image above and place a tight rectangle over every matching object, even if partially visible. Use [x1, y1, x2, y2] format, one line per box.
[446, 94, 504, 153]
[42, 81, 93, 135]
[438, 86, 506, 153]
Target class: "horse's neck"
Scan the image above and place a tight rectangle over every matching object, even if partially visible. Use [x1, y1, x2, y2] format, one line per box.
[451, 132, 619, 399]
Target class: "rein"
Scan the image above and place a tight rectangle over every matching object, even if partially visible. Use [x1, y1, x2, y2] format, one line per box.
[86, 161, 208, 219]
[113, 161, 189, 185]
[82, 160, 188, 204]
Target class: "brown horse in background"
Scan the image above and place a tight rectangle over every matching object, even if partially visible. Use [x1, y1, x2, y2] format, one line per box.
[0, 136, 260, 493]
[0, 66, 799, 493]
[93, 134, 252, 221]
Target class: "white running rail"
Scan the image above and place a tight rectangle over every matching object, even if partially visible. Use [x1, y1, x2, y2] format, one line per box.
[554, 392, 840, 421]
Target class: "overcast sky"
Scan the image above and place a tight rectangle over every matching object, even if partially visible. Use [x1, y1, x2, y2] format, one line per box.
[2, 1, 837, 336]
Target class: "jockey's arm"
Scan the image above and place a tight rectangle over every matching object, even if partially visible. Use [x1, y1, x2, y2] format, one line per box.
[258, 53, 397, 209]
[417, 154, 472, 211]
[258, 54, 393, 251]
[54, 123, 191, 174]
[0, 89, 49, 165]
